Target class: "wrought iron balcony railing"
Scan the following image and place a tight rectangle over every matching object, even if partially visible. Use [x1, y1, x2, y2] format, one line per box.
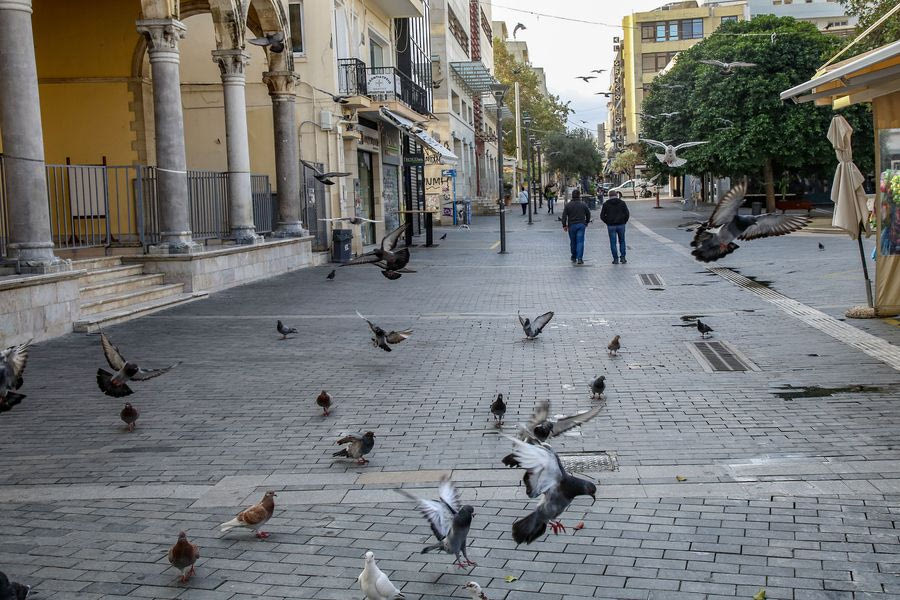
[337, 59, 430, 117]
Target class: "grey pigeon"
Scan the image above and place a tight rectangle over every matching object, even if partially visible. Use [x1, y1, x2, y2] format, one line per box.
[248, 31, 285, 53]
[440, 233, 447, 240]
[277, 320, 297, 339]
[690, 183, 809, 262]
[120, 402, 139, 432]
[343, 224, 414, 278]
[319, 216, 379, 225]
[399, 477, 476, 568]
[334, 431, 375, 465]
[310, 86, 352, 105]
[96, 331, 179, 398]
[502, 401, 604, 468]
[591, 69, 606, 74]
[512, 22, 526, 38]
[0, 572, 29, 600]
[696, 320, 714, 338]
[503, 435, 596, 544]
[818, 242, 825, 251]
[490, 393, 506, 427]
[590, 376, 606, 399]
[0, 340, 30, 414]
[356, 311, 412, 352]
[358, 551, 405, 600]
[301, 158, 350, 185]
[699, 59, 757, 73]
[518, 311, 554, 340]
[327, 269, 336, 280]
[607, 335, 620, 356]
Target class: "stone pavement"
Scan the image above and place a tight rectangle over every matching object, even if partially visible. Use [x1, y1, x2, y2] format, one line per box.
[1, 198, 899, 599]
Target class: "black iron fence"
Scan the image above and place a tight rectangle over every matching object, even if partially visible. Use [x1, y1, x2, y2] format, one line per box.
[337, 58, 367, 97]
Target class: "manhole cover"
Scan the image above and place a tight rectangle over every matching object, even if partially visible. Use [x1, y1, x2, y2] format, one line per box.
[558, 451, 618, 472]
[638, 273, 664, 287]
[686, 341, 760, 372]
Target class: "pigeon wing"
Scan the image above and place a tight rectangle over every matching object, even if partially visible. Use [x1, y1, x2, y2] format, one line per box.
[343, 253, 382, 266]
[673, 141, 708, 151]
[699, 59, 726, 68]
[530, 311, 554, 335]
[320, 171, 352, 178]
[2, 340, 31, 382]
[300, 159, 323, 176]
[247, 37, 270, 46]
[99, 331, 127, 371]
[729, 61, 757, 68]
[738, 214, 809, 241]
[438, 477, 462, 513]
[503, 435, 563, 498]
[271, 32, 285, 42]
[550, 404, 604, 437]
[708, 182, 747, 227]
[237, 502, 269, 526]
[381, 223, 408, 251]
[355, 311, 380, 336]
[418, 498, 454, 539]
[385, 329, 412, 344]
[131, 362, 179, 381]
[640, 138, 668, 150]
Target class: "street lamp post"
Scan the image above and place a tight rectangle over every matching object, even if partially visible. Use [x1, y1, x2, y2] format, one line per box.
[489, 83, 509, 254]
[535, 141, 543, 211]
[523, 115, 533, 225]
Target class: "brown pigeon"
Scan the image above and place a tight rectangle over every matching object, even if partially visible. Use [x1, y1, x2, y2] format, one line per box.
[607, 335, 620, 356]
[219, 491, 277, 539]
[120, 403, 139, 432]
[316, 390, 332, 416]
[167, 531, 199, 583]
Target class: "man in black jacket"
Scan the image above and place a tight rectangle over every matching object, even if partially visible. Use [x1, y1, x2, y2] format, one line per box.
[599, 190, 629, 264]
[561, 189, 591, 264]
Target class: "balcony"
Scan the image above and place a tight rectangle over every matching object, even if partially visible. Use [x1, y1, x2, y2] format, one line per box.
[337, 59, 430, 120]
[368, 0, 423, 18]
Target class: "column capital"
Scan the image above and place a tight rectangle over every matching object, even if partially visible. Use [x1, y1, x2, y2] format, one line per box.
[136, 18, 186, 53]
[212, 49, 250, 81]
[263, 70, 299, 97]
[0, 0, 33, 14]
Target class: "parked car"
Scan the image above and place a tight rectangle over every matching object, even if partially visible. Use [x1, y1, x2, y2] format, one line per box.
[608, 179, 648, 199]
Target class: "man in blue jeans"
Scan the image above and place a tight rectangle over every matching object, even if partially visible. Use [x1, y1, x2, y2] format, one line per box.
[561, 189, 591, 265]
[599, 190, 629, 264]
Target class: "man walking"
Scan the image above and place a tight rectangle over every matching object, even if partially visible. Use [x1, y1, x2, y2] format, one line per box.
[518, 184, 529, 216]
[600, 190, 629, 264]
[561, 189, 591, 265]
[545, 182, 557, 214]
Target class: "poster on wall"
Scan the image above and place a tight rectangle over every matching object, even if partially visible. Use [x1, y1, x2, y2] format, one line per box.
[878, 128, 900, 257]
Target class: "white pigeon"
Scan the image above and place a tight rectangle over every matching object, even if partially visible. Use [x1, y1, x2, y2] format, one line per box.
[698, 59, 757, 73]
[640, 139, 708, 168]
[462, 581, 489, 599]
[358, 551, 405, 600]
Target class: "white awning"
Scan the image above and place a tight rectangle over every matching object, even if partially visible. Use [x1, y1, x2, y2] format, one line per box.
[380, 108, 459, 165]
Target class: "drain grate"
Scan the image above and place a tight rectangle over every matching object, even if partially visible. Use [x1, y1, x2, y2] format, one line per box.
[558, 451, 618, 473]
[687, 340, 760, 372]
[638, 273, 664, 287]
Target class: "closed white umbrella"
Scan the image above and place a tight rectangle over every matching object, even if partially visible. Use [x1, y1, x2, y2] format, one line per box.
[827, 114, 873, 307]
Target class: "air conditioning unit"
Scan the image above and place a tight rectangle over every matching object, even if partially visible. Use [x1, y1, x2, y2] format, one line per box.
[319, 110, 334, 131]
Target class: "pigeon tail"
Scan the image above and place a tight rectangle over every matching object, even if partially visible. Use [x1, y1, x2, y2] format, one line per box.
[420, 543, 442, 554]
[96, 368, 133, 397]
[654, 152, 667, 164]
[501, 453, 521, 468]
[332, 448, 350, 458]
[219, 517, 242, 532]
[0, 391, 25, 412]
[512, 510, 548, 545]
[669, 157, 688, 168]
[691, 237, 739, 262]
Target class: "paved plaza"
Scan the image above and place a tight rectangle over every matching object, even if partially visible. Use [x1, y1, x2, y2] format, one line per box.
[2, 199, 900, 599]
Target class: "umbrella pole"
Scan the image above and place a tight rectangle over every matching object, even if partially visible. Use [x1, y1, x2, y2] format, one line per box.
[857, 223, 874, 308]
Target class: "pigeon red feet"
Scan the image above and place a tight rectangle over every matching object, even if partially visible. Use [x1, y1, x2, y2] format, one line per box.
[465, 559, 477, 566]
[255, 531, 270, 539]
[454, 561, 469, 569]
[549, 520, 567, 534]
[357, 458, 369, 465]
[188, 566, 196, 577]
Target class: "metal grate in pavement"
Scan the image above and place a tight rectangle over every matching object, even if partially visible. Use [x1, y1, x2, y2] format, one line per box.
[638, 273, 664, 287]
[558, 451, 618, 472]
[687, 340, 760, 372]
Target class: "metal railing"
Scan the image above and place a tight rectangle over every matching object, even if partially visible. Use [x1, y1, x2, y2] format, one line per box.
[251, 174, 276, 236]
[338, 62, 430, 116]
[0, 156, 8, 257]
[337, 58, 368, 97]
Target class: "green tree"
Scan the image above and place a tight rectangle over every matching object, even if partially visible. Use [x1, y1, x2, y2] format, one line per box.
[839, 0, 900, 50]
[611, 149, 639, 180]
[640, 15, 873, 211]
[545, 131, 604, 180]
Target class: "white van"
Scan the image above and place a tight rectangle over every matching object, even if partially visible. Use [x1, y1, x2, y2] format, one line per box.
[608, 179, 648, 199]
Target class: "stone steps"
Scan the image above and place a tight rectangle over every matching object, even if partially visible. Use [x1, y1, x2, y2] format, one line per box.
[80, 264, 145, 285]
[73, 291, 208, 332]
[79, 283, 187, 316]
[79, 273, 166, 300]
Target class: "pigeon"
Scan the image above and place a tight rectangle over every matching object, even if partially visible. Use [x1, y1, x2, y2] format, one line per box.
[818, 242, 825, 251]
[690, 183, 810, 262]
[699, 59, 758, 73]
[607, 335, 620, 356]
[696, 320, 714, 338]
[512, 23, 526, 38]
[594, 92, 611, 96]
[0, 340, 30, 414]
[591, 69, 606, 74]
[576, 75, 597, 82]
[656, 83, 685, 89]
[327, 269, 336, 280]
[96, 331, 179, 398]
[518, 311, 554, 340]
[247, 31, 285, 53]
[431, 78, 444, 89]
[343, 224, 414, 278]
[642, 111, 680, 119]
[462, 581, 488, 599]
[501, 401, 604, 468]
[277, 320, 297, 339]
[356, 311, 412, 352]
[590, 376, 606, 399]
[0, 572, 30, 600]
[502, 435, 596, 544]
[640, 139, 708, 168]
[717, 118, 734, 126]
[440, 233, 447, 240]
[316, 390, 332, 416]
[490, 393, 506, 427]
[334, 431, 375, 465]
[319, 216, 379, 225]
[301, 159, 351, 185]
[399, 477, 476, 568]
[310, 86, 351, 105]
[120, 403, 139, 432]
[219, 491, 277, 539]
[358, 551, 405, 600]
[167, 531, 200, 583]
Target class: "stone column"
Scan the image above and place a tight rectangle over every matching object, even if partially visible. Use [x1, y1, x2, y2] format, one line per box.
[0, 0, 65, 272]
[137, 18, 200, 254]
[264, 70, 306, 237]
[213, 49, 261, 244]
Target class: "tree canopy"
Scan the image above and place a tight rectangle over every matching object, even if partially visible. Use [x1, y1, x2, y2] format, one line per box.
[640, 15, 873, 210]
[839, 0, 900, 50]
[610, 149, 638, 180]
[544, 130, 604, 180]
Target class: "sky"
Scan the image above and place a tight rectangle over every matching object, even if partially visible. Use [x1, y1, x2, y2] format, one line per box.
[487, 0, 665, 137]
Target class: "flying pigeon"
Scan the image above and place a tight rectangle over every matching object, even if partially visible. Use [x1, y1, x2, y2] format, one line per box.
[512, 23, 526, 38]
[343, 224, 414, 278]
[717, 118, 734, 126]
[591, 69, 606, 74]
[490, 393, 506, 427]
[316, 390, 332, 416]
[502, 435, 596, 544]
[640, 139, 708, 168]
[358, 551, 405, 600]
[334, 431, 375, 465]
[594, 92, 611, 96]
[311, 86, 351, 105]
[607, 335, 620, 356]
[0, 572, 30, 600]
[432, 78, 444, 89]
[247, 31, 285, 53]
[277, 320, 297, 339]
[690, 183, 810, 262]
[96, 331, 179, 398]
[356, 311, 412, 352]
[399, 477, 476, 568]
[501, 400, 605, 468]
[219, 491, 276, 539]
[576, 75, 597, 82]
[0, 340, 30, 414]
[590, 376, 606, 399]
[120, 403, 139, 432]
[518, 311, 554, 340]
[167, 531, 200, 583]
[301, 159, 351, 185]
[440, 233, 447, 240]
[699, 59, 758, 73]
[656, 83, 685, 89]
[818, 242, 825, 251]
[643, 111, 681, 119]
[327, 269, 336, 280]
[696, 320, 714, 338]
[319, 216, 379, 225]
[462, 582, 488, 599]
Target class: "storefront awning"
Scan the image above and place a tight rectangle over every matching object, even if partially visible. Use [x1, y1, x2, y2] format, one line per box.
[449, 61, 498, 95]
[380, 108, 459, 165]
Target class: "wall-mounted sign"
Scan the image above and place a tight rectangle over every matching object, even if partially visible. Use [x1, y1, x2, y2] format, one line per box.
[366, 73, 400, 95]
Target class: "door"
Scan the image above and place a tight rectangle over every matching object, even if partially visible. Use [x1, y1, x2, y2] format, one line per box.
[370, 36, 385, 68]
[383, 164, 400, 232]
[357, 151, 376, 244]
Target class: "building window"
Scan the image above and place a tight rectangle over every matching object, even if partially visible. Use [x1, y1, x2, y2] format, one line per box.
[481, 9, 492, 44]
[452, 91, 460, 115]
[720, 16, 738, 24]
[642, 18, 704, 42]
[289, 1, 304, 54]
[642, 51, 678, 73]
[448, 7, 469, 55]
